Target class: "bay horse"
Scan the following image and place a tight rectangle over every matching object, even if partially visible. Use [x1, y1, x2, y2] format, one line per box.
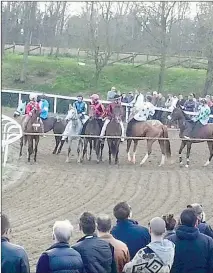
[14, 101, 66, 154]
[56, 106, 85, 163]
[19, 108, 42, 162]
[126, 119, 171, 166]
[105, 105, 123, 164]
[80, 106, 104, 163]
[171, 106, 213, 167]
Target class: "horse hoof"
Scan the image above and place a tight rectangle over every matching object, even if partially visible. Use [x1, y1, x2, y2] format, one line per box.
[185, 164, 189, 168]
[65, 159, 69, 163]
[52, 151, 56, 154]
[132, 160, 136, 164]
[204, 160, 210, 167]
[96, 160, 100, 164]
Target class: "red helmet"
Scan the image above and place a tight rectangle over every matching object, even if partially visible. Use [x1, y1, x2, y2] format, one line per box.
[90, 94, 99, 101]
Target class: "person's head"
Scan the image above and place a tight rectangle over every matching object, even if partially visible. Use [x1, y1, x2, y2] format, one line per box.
[113, 202, 132, 220]
[52, 220, 73, 243]
[41, 94, 46, 101]
[128, 92, 133, 97]
[158, 93, 162, 99]
[149, 217, 166, 238]
[168, 94, 172, 99]
[96, 214, 112, 234]
[111, 87, 116, 92]
[187, 203, 204, 223]
[90, 94, 99, 104]
[200, 98, 208, 106]
[153, 91, 158, 97]
[146, 95, 152, 103]
[1, 214, 11, 238]
[29, 93, 37, 102]
[178, 94, 183, 100]
[122, 93, 126, 98]
[77, 95, 83, 102]
[162, 214, 177, 231]
[180, 208, 198, 227]
[79, 212, 96, 235]
[188, 93, 193, 101]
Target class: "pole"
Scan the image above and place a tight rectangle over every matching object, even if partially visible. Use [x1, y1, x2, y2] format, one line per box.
[54, 97, 57, 114]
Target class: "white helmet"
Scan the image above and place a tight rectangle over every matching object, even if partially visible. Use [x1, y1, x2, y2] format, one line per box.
[29, 93, 37, 101]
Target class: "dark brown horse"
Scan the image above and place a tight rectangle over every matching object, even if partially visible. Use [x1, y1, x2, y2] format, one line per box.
[19, 109, 42, 162]
[105, 105, 123, 164]
[80, 106, 104, 163]
[171, 107, 213, 167]
[126, 119, 171, 166]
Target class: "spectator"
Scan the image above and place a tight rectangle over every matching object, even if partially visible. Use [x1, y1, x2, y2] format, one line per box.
[151, 91, 158, 106]
[1, 214, 30, 273]
[111, 202, 151, 259]
[107, 87, 117, 101]
[97, 214, 130, 273]
[183, 93, 196, 112]
[72, 212, 116, 273]
[36, 220, 84, 273]
[123, 217, 175, 273]
[121, 93, 128, 103]
[155, 93, 166, 121]
[168, 208, 213, 273]
[162, 214, 177, 239]
[187, 203, 213, 239]
[176, 94, 186, 107]
[126, 92, 134, 103]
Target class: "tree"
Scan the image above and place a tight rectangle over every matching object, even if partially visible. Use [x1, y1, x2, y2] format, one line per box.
[55, 1, 67, 57]
[20, 1, 37, 82]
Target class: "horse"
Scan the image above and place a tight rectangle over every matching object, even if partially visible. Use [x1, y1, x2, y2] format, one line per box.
[56, 106, 85, 163]
[105, 105, 123, 164]
[171, 106, 213, 167]
[14, 101, 66, 154]
[126, 119, 171, 166]
[19, 108, 42, 162]
[80, 106, 104, 163]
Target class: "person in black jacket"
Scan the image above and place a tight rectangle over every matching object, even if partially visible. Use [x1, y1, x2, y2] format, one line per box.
[36, 220, 84, 273]
[72, 212, 117, 273]
[168, 208, 213, 273]
[1, 214, 30, 273]
[111, 202, 151, 259]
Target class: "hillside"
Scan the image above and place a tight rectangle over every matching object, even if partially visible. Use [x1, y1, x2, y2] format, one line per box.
[2, 53, 208, 97]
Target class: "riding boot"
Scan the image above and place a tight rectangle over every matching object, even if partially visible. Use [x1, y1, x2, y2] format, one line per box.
[119, 121, 125, 142]
[40, 120, 45, 137]
[100, 119, 110, 138]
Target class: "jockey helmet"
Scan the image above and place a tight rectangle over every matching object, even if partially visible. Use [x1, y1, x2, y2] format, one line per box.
[29, 93, 37, 101]
[90, 94, 99, 101]
[200, 98, 207, 104]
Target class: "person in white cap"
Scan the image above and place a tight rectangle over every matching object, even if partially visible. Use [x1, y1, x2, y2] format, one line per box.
[107, 86, 117, 101]
[123, 217, 175, 273]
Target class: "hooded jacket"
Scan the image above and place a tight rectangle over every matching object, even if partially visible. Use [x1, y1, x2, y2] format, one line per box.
[168, 225, 213, 273]
[123, 239, 175, 273]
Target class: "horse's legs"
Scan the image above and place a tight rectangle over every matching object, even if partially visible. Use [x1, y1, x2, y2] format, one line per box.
[34, 137, 39, 162]
[82, 138, 88, 161]
[100, 140, 104, 162]
[185, 142, 192, 168]
[204, 141, 213, 166]
[77, 138, 83, 163]
[140, 140, 155, 166]
[57, 138, 65, 154]
[53, 136, 61, 154]
[19, 136, 24, 158]
[108, 141, 112, 165]
[179, 140, 187, 166]
[66, 139, 72, 163]
[158, 139, 166, 166]
[132, 140, 138, 164]
[115, 140, 120, 165]
[127, 139, 132, 162]
[28, 137, 33, 162]
[87, 140, 92, 161]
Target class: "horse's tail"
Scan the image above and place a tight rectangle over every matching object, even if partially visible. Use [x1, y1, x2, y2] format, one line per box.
[162, 125, 171, 158]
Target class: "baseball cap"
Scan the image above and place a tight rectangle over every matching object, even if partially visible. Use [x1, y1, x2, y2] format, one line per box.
[149, 217, 166, 235]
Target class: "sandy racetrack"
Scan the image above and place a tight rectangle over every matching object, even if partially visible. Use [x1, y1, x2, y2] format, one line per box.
[2, 107, 213, 270]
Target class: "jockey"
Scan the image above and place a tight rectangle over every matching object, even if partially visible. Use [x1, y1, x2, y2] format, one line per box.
[184, 98, 211, 139]
[38, 95, 49, 120]
[73, 95, 88, 124]
[81, 94, 105, 134]
[100, 94, 125, 141]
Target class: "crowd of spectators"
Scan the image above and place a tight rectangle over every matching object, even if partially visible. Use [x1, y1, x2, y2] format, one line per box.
[107, 87, 213, 123]
[2, 202, 213, 273]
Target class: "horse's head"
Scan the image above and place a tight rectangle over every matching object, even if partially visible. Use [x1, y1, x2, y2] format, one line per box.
[30, 109, 42, 132]
[65, 106, 78, 121]
[14, 101, 26, 118]
[171, 106, 184, 122]
[113, 104, 123, 122]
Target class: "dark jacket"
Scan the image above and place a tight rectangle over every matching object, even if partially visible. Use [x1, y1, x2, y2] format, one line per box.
[168, 225, 213, 273]
[199, 222, 213, 239]
[111, 219, 151, 259]
[72, 234, 115, 273]
[36, 242, 84, 273]
[1, 237, 30, 273]
[184, 100, 196, 112]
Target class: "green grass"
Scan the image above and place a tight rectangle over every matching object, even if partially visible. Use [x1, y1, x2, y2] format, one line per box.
[2, 53, 209, 97]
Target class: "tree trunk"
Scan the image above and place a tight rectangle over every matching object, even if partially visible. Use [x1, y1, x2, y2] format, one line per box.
[2, 2, 11, 57]
[55, 1, 67, 58]
[203, 56, 213, 96]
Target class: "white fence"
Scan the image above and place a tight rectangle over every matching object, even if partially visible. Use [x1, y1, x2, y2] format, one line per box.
[2, 89, 213, 121]
[1, 114, 23, 167]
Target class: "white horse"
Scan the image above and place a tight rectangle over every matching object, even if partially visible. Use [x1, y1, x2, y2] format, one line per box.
[58, 106, 89, 163]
